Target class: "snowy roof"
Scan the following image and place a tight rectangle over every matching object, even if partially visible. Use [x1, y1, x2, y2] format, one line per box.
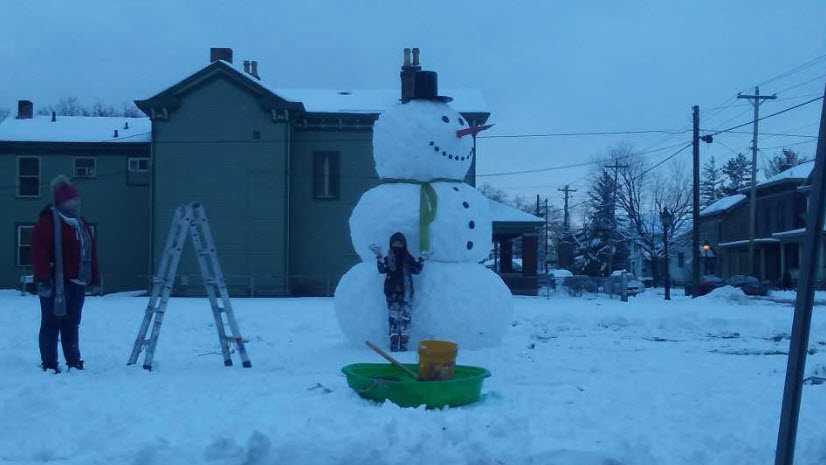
[139, 60, 489, 115]
[757, 160, 814, 189]
[489, 200, 544, 223]
[0, 116, 151, 143]
[700, 194, 746, 217]
[276, 88, 487, 114]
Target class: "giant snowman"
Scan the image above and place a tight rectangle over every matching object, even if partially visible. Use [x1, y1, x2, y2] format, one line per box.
[334, 70, 513, 350]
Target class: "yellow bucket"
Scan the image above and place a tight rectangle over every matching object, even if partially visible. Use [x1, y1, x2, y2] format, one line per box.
[418, 340, 458, 381]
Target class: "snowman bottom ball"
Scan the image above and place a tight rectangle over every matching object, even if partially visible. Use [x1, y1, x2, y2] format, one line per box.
[334, 261, 513, 350]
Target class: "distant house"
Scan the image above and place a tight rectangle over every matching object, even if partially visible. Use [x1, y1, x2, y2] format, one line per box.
[627, 227, 691, 287]
[0, 48, 538, 296]
[698, 161, 813, 286]
[0, 101, 151, 291]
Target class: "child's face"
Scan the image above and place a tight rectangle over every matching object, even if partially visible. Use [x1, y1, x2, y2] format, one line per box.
[391, 240, 404, 249]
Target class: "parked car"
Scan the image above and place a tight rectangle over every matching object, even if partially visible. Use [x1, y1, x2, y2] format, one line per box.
[545, 269, 573, 292]
[726, 275, 769, 296]
[685, 275, 724, 296]
[608, 270, 645, 296]
[563, 275, 597, 296]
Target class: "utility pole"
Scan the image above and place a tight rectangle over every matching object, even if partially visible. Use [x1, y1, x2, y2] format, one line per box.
[605, 162, 629, 275]
[692, 105, 701, 296]
[738, 87, 777, 278]
[535, 195, 548, 272]
[774, 83, 826, 465]
[558, 185, 577, 231]
[544, 197, 550, 273]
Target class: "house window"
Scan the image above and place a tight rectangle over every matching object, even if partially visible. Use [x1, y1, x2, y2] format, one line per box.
[127, 157, 150, 186]
[313, 151, 340, 200]
[16, 225, 34, 266]
[128, 157, 150, 172]
[74, 157, 96, 178]
[16, 156, 40, 197]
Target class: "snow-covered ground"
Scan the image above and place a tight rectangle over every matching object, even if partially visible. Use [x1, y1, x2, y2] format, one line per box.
[1, 288, 825, 464]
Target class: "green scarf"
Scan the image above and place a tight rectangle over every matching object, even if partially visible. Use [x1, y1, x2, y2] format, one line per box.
[384, 178, 460, 252]
[419, 183, 437, 252]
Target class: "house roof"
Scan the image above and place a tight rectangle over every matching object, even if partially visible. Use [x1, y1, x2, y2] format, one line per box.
[276, 88, 488, 115]
[700, 194, 746, 217]
[489, 200, 544, 224]
[757, 160, 814, 189]
[136, 59, 489, 117]
[0, 116, 151, 143]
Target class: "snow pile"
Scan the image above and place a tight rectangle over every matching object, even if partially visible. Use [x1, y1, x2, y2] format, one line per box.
[372, 100, 474, 182]
[0, 291, 825, 464]
[703, 285, 750, 304]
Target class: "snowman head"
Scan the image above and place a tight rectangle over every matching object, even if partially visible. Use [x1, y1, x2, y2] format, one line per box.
[373, 71, 483, 182]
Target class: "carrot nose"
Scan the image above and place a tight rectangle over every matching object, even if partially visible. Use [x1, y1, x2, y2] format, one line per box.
[456, 123, 494, 138]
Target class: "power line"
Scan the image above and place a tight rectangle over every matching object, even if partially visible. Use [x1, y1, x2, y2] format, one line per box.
[704, 95, 824, 138]
[478, 129, 687, 139]
[475, 140, 691, 178]
[756, 53, 826, 87]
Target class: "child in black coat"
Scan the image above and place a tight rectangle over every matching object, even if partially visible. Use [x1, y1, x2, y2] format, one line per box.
[370, 232, 425, 352]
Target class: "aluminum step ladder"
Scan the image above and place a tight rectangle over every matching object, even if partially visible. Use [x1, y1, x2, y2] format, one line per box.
[127, 203, 252, 370]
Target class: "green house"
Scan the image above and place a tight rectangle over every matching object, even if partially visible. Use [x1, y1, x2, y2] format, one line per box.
[2, 48, 513, 296]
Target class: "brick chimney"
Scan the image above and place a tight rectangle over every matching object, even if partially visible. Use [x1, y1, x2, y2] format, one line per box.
[17, 100, 33, 119]
[400, 48, 421, 102]
[243, 60, 251, 73]
[249, 60, 260, 80]
[210, 47, 233, 63]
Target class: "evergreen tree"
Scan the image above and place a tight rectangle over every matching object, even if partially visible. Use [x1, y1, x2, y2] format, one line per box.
[573, 169, 628, 276]
[764, 148, 808, 178]
[721, 153, 752, 196]
[700, 156, 723, 206]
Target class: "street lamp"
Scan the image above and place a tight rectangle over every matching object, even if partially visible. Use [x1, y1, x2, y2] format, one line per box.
[660, 207, 674, 301]
[702, 242, 712, 275]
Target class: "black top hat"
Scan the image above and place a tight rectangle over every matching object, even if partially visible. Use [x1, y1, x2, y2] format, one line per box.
[408, 71, 453, 103]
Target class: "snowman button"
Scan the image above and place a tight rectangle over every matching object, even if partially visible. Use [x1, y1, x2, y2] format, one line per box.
[466, 241, 474, 250]
[468, 220, 475, 229]
[462, 201, 469, 208]
[452, 186, 459, 191]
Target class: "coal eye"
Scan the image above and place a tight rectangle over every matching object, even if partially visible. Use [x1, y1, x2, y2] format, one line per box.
[441, 116, 449, 123]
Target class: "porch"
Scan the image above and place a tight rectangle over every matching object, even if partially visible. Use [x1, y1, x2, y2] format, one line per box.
[489, 200, 544, 296]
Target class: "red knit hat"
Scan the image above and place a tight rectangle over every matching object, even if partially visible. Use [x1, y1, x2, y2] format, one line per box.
[51, 175, 79, 205]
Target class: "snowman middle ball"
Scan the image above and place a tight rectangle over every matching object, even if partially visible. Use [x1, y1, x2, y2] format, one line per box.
[373, 100, 474, 182]
[349, 182, 492, 263]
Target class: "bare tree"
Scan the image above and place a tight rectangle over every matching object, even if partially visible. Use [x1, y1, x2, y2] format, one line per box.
[478, 183, 508, 203]
[37, 97, 144, 118]
[38, 96, 88, 116]
[614, 144, 691, 284]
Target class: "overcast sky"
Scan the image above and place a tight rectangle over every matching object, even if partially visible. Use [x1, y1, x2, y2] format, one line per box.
[2, 1, 824, 216]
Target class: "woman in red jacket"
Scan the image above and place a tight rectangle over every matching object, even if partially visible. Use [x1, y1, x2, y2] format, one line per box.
[31, 175, 99, 373]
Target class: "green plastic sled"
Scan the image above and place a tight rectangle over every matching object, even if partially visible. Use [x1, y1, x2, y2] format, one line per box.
[341, 363, 491, 409]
